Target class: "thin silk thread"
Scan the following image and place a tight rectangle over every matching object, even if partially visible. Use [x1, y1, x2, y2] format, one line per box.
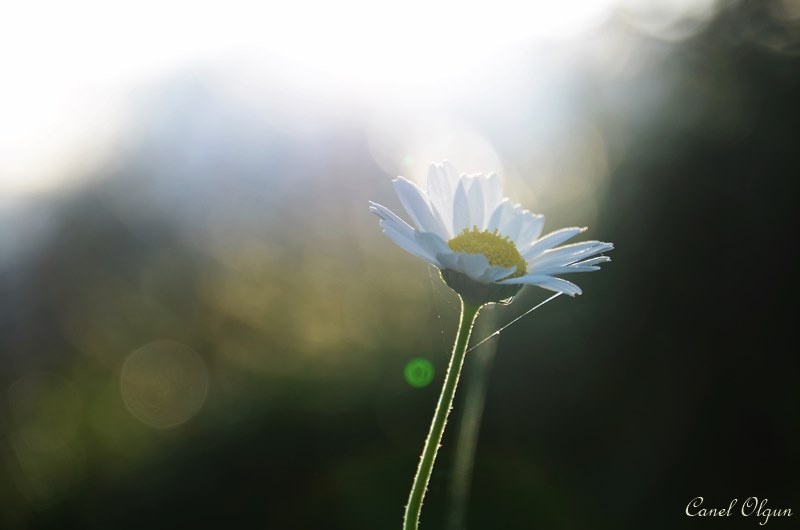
[427, 265, 563, 354]
[466, 292, 562, 353]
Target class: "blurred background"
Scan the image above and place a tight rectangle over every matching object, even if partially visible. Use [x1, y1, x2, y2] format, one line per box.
[1, 0, 799, 528]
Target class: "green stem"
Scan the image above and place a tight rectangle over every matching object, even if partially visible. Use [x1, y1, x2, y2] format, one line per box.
[403, 298, 481, 530]
[445, 309, 499, 530]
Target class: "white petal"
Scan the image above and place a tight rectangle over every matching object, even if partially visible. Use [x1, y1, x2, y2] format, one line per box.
[513, 211, 546, 248]
[370, 202, 445, 267]
[528, 241, 613, 270]
[392, 177, 448, 240]
[501, 208, 526, 242]
[521, 227, 586, 260]
[486, 199, 514, 234]
[465, 176, 485, 230]
[499, 274, 583, 297]
[435, 251, 490, 281]
[535, 253, 612, 275]
[369, 201, 411, 231]
[535, 255, 612, 276]
[487, 201, 545, 248]
[452, 179, 470, 235]
[436, 251, 460, 271]
[414, 231, 452, 260]
[458, 253, 490, 280]
[442, 160, 460, 184]
[536, 264, 600, 274]
[482, 173, 504, 221]
[478, 264, 517, 282]
[380, 222, 440, 267]
[427, 164, 456, 237]
[572, 256, 611, 267]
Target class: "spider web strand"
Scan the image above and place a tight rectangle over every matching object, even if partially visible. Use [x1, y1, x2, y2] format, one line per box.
[466, 292, 563, 353]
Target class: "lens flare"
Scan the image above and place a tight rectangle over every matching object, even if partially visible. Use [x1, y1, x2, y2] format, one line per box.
[404, 358, 435, 388]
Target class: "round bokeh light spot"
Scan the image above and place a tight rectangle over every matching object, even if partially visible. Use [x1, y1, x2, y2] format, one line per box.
[120, 341, 209, 429]
[404, 358, 435, 388]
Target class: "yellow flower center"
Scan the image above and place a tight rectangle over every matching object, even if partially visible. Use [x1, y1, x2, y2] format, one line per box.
[447, 226, 526, 278]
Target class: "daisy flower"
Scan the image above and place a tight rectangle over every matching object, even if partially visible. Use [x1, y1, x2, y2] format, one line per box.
[369, 161, 613, 304]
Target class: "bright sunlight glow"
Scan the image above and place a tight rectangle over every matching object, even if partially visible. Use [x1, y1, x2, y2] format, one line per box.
[0, 0, 620, 196]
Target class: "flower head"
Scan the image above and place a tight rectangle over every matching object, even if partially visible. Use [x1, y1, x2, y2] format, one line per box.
[369, 161, 613, 304]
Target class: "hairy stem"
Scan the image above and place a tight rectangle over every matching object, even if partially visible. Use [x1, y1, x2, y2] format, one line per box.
[403, 298, 480, 530]
[445, 309, 499, 530]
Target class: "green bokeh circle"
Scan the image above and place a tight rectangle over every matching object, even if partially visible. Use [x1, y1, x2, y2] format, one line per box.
[404, 358, 434, 388]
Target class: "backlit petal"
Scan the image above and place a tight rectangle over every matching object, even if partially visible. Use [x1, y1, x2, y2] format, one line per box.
[393, 177, 449, 239]
[521, 227, 586, 260]
[499, 274, 583, 296]
[452, 179, 471, 235]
